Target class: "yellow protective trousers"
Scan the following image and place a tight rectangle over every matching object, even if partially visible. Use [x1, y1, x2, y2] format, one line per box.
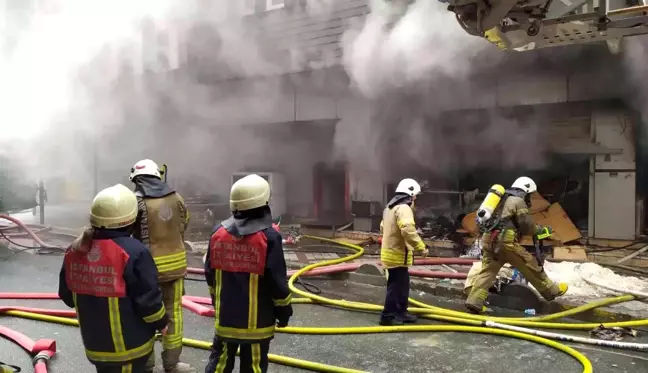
[146, 279, 184, 371]
[466, 232, 560, 310]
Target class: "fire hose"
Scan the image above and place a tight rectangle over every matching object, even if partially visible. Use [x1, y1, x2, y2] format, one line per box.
[0, 324, 56, 373]
[2, 220, 648, 372]
[0, 215, 61, 249]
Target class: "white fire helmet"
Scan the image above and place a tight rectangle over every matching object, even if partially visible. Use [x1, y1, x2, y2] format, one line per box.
[511, 176, 537, 194]
[130, 159, 161, 181]
[395, 178, 421, 197]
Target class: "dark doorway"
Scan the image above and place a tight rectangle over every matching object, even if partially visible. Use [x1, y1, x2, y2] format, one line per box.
[313, 162, 349, 225]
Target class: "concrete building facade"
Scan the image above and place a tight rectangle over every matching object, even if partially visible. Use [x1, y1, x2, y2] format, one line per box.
[129, 0, 642, 240]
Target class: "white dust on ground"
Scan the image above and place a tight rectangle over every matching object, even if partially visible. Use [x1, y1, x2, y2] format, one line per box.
[543, 261, 648, 298]
[540, 261, 648, 314]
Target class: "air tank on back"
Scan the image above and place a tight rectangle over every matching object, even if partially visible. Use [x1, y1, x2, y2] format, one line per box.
[476, 184, 506, 224]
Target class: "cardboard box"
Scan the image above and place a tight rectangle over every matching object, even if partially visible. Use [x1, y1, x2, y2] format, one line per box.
[553, 246, 588, 261]
[461, 193, 582, 245]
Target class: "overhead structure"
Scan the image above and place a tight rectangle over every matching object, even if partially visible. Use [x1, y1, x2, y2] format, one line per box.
[439, 0, 648, 52]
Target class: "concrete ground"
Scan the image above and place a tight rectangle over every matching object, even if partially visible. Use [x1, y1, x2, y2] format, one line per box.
[2, 249, 648, 373]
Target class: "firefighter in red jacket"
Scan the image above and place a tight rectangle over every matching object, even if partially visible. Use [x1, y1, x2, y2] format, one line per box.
[204, 174, 292, 373]
[58, 184, 169, 373]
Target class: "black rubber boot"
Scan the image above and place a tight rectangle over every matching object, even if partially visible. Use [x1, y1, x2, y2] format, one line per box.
[379, 316, 404, 326]
[398, 313, 418, 324]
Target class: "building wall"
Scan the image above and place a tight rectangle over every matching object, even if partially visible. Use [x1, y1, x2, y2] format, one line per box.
[133, 1, 639, 237]
[590, 110, 637, 240]
[253, 0, 368, 73]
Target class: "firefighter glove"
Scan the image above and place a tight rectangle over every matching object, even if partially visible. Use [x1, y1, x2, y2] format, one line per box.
[536, 226, 553, 240]
[275, 305, 293, 328]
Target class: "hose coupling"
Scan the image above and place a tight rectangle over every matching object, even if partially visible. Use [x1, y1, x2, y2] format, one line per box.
[32, 352, 50, 365]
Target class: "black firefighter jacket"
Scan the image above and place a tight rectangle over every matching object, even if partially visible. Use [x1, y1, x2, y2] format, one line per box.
[58, 229, 168, 365]
[204, 212, 293, 343]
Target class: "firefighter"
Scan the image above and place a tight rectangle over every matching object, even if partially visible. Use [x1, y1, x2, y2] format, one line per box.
[129, 159, 193, 373]
[465, 176, 569, 313]
[379, 178, 429, 326]
[204, 174, 292, 373]
[58, 184, 169, 373]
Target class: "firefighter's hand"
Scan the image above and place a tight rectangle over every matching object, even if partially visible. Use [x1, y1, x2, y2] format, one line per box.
[275, 306, 293, 328]
[421, 247, 429, 258]
[276, 318, 290, 328]
[160, 325, 169, 336]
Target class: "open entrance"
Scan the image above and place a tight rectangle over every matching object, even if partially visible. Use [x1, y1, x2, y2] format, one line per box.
[313, 162, 349, 226]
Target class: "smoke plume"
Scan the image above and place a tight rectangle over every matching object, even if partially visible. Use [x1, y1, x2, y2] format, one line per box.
[0, 0, 620, 213]
[342, 0, 491, 98]
[336, 0, 547, 182]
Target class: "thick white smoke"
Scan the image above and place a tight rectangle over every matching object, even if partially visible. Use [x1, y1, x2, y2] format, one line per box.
[0, 0, 577, 209]
[0, 0, 184, 185]
[336, 0, 542, 180]
[342, 0, 491, 98]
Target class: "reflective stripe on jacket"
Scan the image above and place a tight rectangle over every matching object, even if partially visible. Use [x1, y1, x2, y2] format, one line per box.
[58, 229, 168, 364]
[380, 204, 426, 268]
[133, 192, 189, 282]
[204, 225, 292, 343]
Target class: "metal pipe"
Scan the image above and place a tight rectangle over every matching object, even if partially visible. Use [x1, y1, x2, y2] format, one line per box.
[608, 4, 648, 16]
[38, 180, 45, 225]
[616, 244, 648, 264]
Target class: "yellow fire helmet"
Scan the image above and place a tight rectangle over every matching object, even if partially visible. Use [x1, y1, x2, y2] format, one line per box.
[90, 184, 138, 229]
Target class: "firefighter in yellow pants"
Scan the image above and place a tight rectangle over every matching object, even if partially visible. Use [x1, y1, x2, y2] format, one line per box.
[465, 177, 569, 313]
[129, 159, 194, 373]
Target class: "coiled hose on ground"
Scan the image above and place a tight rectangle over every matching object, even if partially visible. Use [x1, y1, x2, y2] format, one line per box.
[3, 230, 648, 372]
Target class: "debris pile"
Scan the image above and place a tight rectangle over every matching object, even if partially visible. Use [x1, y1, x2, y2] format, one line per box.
[461, 193, 582, 246]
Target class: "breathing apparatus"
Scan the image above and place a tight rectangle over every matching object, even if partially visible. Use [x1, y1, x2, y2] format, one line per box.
[476, 184, 506, 232]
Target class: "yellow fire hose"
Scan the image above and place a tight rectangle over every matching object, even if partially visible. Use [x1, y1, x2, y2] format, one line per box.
[296, 236, 646, 329]
[6, 234, 646, 372]
[2, 310, 364, 373]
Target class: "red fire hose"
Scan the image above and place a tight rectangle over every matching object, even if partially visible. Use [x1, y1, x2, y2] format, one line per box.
[181, 297, 214, 317]
[0, 214, 472, 282]
[0, 306, 75, 318]
[0, 325, 56, 373]
[0, 215, 60, 249]
[0, 293, 60, 300]
[187, 257, 476, 279]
